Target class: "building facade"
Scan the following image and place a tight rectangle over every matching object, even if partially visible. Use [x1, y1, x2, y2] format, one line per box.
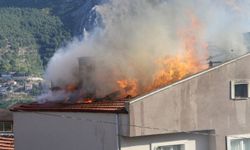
[11, 53, 250, 150]
[0, 109, 14, 150]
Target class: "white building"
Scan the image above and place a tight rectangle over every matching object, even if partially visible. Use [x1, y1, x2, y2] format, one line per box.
[11, 53, 250, 150]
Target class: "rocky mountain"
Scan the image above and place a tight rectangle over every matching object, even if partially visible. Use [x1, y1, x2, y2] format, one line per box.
[58, 0, 104, 36]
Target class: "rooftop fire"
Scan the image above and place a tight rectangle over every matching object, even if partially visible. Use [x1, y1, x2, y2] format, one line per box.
[42, 14, 208, 103]
[41, 0, 249, 103]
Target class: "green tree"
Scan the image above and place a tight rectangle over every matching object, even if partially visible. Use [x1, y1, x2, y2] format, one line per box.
[0, 7, 71, 75]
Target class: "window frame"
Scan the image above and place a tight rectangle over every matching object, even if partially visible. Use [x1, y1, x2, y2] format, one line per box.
[0, 121, 13, 133]
[227, 134, 250, 150]
[231, 80, 250, 100]
[151, 140, 195, 150]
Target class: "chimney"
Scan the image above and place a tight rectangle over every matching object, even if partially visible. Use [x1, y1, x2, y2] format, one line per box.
[78, 57, 96, 98]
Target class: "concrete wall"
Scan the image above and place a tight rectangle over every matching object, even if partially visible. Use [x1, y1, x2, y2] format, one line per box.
[120, 132, 209, 150]
[14, 112, 122, 150]
[128, 54, 250, 150]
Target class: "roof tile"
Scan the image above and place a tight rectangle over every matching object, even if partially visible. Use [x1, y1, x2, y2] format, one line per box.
[10, 100, 128, 113]
[0, 136, 14, 150]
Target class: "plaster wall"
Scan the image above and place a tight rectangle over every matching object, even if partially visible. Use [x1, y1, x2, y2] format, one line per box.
[120, 132, 209, 150]
[129, 54, 250, 150]
[14, 112, 121, 150]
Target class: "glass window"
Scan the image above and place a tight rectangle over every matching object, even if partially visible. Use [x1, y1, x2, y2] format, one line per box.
[152, 140, 192, 150]
[156, 144, 184, 150]
[230, 138, 250, 150]
[231, 80, 250, 99]
[235, 84, 248, 98]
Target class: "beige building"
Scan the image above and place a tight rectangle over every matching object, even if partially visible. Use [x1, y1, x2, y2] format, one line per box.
[11, 53, 250, 150]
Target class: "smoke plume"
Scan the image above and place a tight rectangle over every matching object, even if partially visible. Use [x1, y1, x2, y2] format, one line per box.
[43, 0, 250, 101]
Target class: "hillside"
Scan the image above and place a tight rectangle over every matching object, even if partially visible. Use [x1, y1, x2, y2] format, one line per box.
[0, 8, 71, 74]
[0, 0, 102, 36]
[0, 0, 101, 108]
[0, 0, 102, 75]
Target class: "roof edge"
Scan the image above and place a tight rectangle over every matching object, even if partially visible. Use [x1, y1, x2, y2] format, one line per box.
[9, 101, 128, 114]
[129, 52, 250, 104]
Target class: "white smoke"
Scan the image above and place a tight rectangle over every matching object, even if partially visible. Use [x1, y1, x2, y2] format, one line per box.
[43, 0, 250, 101]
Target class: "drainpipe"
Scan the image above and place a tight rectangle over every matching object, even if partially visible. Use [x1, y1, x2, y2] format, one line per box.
[116, 114, 121, 150]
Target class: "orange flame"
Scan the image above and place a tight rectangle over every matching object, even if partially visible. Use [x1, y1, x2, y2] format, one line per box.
[148, 12, 207, 91]
[116, 13, 208, 98]
[65, 84, 78, 92]
[76, 98, 94, 104]
[62, 13, 208, 101]
[117, 79, 138, 98]
[83, 98, 94, 104]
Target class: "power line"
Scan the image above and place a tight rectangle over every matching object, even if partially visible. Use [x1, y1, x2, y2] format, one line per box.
[29, 111, 250, 139]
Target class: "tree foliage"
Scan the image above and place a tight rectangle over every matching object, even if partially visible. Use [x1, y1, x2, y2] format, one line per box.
[0, 7, 71, 75]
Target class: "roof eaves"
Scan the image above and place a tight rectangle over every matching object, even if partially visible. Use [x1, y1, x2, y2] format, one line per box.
[10, 101, 128, 114]
[129, 52, 250, 104]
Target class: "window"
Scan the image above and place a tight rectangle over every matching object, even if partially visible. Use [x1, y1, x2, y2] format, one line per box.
[151, 140, 195, 150]
[231, 80, 250, 99]
[235, 84, 248, 98]
[156, 144, 184, 150]
[0, 121, 13, 133]
[227, 134, 250, 150]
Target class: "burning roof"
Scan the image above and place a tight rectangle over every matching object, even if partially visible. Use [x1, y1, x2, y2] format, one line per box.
[43, 0, 250, 104]
[10, 52, 250, 113]
[37, 14, 208, 104]
[12, 0, 250, 112]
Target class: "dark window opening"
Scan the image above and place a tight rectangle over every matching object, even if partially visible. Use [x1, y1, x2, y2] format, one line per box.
[235, 84, 248, 98]
[0, 121, 13, 132]
[0, 122, 3, 131]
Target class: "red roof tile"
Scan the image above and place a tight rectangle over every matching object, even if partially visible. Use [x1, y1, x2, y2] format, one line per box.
[0, 136, 14, 150]
[10, 100, 128, 113]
